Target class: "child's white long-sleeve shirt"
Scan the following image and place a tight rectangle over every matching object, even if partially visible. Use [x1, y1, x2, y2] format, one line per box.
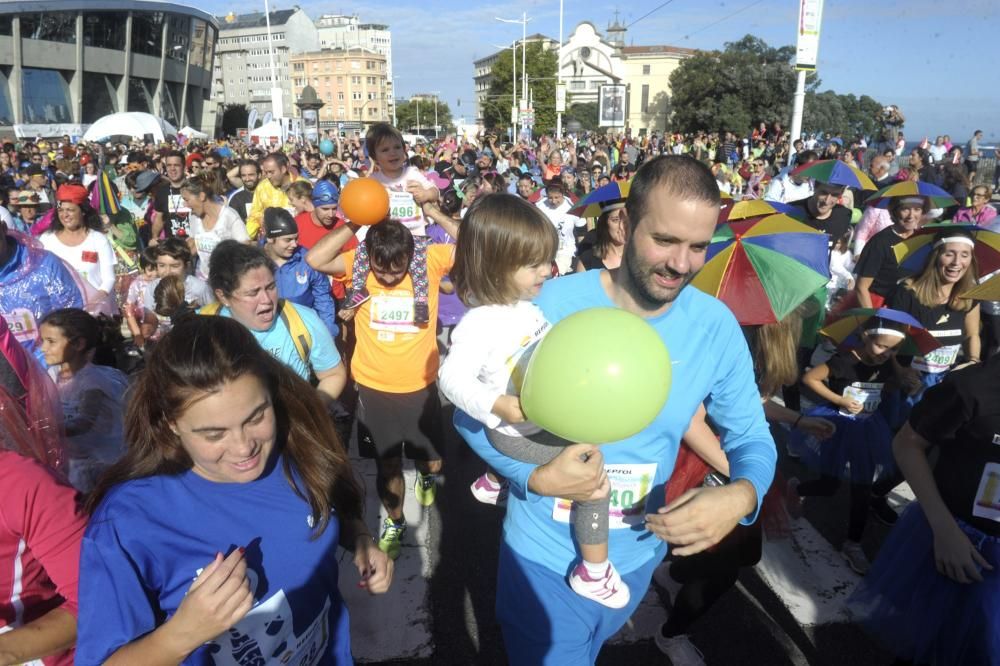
[439, 301, 549, 437]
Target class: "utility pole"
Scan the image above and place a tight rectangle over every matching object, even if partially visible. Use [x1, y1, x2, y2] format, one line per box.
[556, 0, 564, 139]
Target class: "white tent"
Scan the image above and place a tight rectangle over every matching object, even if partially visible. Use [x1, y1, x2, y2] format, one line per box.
[249, 120, 283, 144]
[82, 112, 178, 143]
[178, 126, 208, 139]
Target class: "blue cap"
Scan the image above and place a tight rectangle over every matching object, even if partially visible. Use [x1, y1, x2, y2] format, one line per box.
[312, 179, 339, 207]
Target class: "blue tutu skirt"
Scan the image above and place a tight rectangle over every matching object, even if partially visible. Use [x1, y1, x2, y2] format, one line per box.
[791, 402, 897, 484]
[849, 504, 1000, 665]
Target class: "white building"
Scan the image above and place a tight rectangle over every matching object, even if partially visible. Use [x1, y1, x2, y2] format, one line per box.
[315, 14, 394, 122]
[213, 8, 318, 120]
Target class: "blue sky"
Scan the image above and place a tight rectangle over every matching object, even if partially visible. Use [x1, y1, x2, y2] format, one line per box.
[200, 0, 999, 141]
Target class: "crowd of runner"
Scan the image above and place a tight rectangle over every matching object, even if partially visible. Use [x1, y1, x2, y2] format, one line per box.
[0, 120, 997, 665]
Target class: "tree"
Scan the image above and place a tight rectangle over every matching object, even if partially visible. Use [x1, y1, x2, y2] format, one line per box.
[482, 42, 558, 135]
[802, 91, 886, 140]
[394, 98, 454, 135]
[668, 35, 815, 134]
[564, 102, 599, 132]
[220, 103, 249, 137]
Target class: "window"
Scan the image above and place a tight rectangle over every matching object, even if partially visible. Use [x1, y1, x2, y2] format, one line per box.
[189, 19, 207, 68]
[166, 14, 191, 62]
[0, 72, 13, 124]
[337, 76, 343, 84]
[352, 92, 361, 100]
[20, 13, 77, 44]
[641, 84, 649, 113]
[589, 80, 602, 89]
[351, 76, 360, 84]
[21, 68, 72, 123]
[84, 12, 127, 50]
[82, 72, 119, 122]
[293, 62, 304, 71]
[570, 81, 585, 91]
[0, 15, 11, 37]
[351, 60, 360, 69]
[131, 11, 164, 57]
[338, 92, 344, 100]
[642, 64, 651, 75]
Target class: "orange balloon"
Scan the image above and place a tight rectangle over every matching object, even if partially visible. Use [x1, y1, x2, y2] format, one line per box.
[340, 177, 390, 226]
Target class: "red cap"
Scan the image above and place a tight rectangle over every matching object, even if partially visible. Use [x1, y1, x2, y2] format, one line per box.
[55, 183, 89, 206]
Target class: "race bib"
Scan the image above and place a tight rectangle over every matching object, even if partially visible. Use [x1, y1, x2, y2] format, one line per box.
[195, 234, 220, 256]
[911, 341, 961, 374]
[369, 294, 418, 334]
[389, 190, 419, 221]
[2, 308, 39, 343]
[552, 463, 657, 529]
[840, 381, 884, 417]
[973, 462, 1000, 523]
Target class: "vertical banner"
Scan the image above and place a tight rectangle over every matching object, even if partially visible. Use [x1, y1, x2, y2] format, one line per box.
[598, 84, 626, 128]
[556, 84, 566, 113]
[795, 0, 825, 71]
[302, 109, 319, 143]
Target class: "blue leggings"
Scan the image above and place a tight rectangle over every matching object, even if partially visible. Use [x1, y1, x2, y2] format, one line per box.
[496, 539, 663, 665]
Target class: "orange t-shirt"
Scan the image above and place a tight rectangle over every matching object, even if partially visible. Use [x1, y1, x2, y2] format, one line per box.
[339, 244, 454, 393]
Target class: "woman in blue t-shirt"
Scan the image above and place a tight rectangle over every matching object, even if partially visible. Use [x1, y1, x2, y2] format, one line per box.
[76, 315, 392, 665]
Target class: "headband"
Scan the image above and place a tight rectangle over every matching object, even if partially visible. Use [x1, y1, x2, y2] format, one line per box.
[898, 196, 925, 206]
[864, 327, 906, 339]
[600, 202, 626, 214]
[933, 236, 975, 249]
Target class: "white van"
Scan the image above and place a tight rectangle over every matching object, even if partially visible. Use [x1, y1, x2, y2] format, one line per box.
[402, 133, 428, 147]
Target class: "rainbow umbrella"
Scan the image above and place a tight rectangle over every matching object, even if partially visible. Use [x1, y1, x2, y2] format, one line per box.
[892, 223, 1000, 275]
[691, 214, 831, 325]
[820, 307, 941, 356]
[963, 273, 1000, 300]
[723, 199, 806, 222]
[867, 181, 958, 209]
[88, 170, 120, 216]
[791, 159, 877, 190]
[569, 180, 630, 218]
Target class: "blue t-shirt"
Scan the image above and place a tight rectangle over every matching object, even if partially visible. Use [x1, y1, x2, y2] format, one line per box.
[77, 454, 352, 665]
[216, 302, 341, 381]
[454, 270, 776, 575]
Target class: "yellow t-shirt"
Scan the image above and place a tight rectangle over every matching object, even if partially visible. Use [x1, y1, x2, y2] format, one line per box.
[341, 244, 454, 393]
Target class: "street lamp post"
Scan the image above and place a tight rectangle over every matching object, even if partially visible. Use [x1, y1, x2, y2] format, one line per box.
[430, 90, 440, 138]
[496, 13, 530, 141]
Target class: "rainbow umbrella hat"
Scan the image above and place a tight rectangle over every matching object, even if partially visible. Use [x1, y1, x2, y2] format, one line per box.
[867, 181, 958, 209]
[722, 199, 806, 223]
[791, 159, 877, 190]
[892, 224, 1000, 275]
[820, 307, 941, 357]
[691, 214, 831, 325]
[963, 273, 1000, 301]
[568, 180, 630, 218]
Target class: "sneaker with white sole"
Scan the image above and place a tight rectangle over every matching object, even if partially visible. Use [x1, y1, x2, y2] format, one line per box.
[567, 561, 630, 609]
[414, 471, 437, 507]
[377, 517, 406, 560]
[842, 540, 870, 575]
[654, 631, 706, 666]
[470, 473, 504, 505]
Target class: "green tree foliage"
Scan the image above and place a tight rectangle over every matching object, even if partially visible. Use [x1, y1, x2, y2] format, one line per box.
[668, 35, 886, 140]
[394, 98, 454, 135]
[802, 92, 886, 140]
[220, 103, 249, 137]
[482, 42, 558, 134]
[564, 102, 599, 132]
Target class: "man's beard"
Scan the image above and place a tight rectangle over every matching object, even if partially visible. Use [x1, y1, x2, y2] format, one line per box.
[623, 238, 695, 309]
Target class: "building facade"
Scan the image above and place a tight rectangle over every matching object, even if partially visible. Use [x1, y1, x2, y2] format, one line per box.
[0, 0, 218, 136]
[314, 14, 394, 124]
[473, 33, 559, 125]
[213, 8, 318, 121]
[620, 46, 694, 135]
[290, 47, 389, 133]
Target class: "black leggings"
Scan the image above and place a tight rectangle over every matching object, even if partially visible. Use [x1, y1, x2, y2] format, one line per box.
[661, 524, 763, 638]
[797, 476, 870, 542]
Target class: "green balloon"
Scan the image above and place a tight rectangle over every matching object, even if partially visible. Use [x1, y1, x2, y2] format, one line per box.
[520, 307, 671, 444]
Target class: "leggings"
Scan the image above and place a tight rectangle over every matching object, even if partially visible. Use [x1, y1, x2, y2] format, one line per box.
[488, 428, 608, 546]
[797, 472, 902, 542]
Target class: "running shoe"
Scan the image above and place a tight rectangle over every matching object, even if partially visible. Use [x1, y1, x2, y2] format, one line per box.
[869, 495, 899, 526]
[415, 471, 437, 507]
[841, 540, 870, 575]
[377, 517, 406, 560]
[567, 562, 631, 609]
[470, 473, 504, 505]
[654, 631, 706, 666]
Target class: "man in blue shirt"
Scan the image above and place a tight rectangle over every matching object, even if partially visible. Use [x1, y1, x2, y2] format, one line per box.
[454, 155, 776, 664]
[261, 208, 339, 338]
